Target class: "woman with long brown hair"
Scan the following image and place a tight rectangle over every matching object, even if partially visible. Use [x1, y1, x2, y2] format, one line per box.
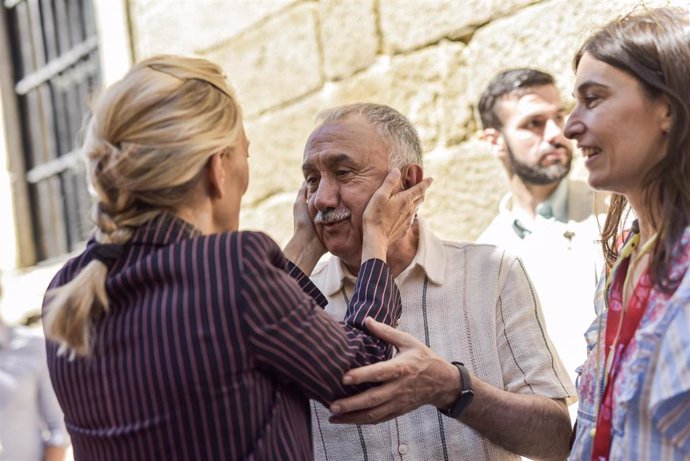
[564, 7, 690, 460]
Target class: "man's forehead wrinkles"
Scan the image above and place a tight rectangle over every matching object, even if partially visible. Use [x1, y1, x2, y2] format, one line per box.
[307, 136, 357, 156]
[310, 120, 356, 137]
[303, 151, 355, 171]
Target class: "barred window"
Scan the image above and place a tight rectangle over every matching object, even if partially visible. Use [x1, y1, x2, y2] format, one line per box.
[2, 0, 100, 262]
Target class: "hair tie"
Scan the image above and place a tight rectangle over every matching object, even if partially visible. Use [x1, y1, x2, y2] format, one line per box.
[92, 243, 124, 268]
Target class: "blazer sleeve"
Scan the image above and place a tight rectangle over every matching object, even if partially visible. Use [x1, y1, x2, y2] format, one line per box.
[285, 260, 328, 308]
[237, 231, 401, 405]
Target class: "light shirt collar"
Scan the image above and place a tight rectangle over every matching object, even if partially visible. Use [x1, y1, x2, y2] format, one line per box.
[536, 179, 569, 222]
[320, 216, 446, 296]
[500, 180, 570, 239]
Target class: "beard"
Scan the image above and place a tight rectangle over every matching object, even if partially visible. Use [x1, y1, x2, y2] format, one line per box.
[505, 139, 572, 186]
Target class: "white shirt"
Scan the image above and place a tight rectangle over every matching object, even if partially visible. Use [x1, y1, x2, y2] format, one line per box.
[0, 323, 69, 461]
[478, 179, 605, 384]
[310, 218, 575, 461]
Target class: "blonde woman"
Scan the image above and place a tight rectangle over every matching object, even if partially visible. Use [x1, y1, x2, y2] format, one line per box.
[42, 55, 430, 460]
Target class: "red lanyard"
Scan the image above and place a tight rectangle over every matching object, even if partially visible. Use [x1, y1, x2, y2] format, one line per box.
[591, 255, 653, 460]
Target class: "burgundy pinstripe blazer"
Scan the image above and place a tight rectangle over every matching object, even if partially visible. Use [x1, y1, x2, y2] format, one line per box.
[44, 213, 401, 460]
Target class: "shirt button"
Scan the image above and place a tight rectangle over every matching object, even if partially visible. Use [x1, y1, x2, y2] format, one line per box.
[398, 444, 408, 455]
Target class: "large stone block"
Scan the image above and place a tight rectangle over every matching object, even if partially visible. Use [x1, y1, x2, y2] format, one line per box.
[379, 0, 540, 54]
[441, 41, 472, 145]
[242, 90, 330, 206]
[319, 0, 379, 80]
[421, 139, 508, 242]
[325, 44, 455, 152]
[205, 3, 323, 117]
[131, 0, 298, 58]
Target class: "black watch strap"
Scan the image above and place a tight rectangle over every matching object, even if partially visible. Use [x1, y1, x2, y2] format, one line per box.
[439, 361, 474, 419]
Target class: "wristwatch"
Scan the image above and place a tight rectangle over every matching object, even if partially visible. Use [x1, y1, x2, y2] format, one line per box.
[439, 361, 474, 419]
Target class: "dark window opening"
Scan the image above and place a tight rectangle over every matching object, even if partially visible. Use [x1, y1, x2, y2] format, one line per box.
[3, 0, 101, 260]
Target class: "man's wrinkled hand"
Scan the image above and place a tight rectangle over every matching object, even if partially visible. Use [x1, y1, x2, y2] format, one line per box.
[362, 170, 432, 247]
[328, 317, 460, 425]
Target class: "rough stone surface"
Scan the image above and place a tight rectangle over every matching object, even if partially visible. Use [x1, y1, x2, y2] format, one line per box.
[131, 0, 298, 57]
[240, 192, 296, 247]
[326, 45, 449, 152]
[319, 0, 379, 80]
[379, 0, 540, 54]
[206, 3, 323, 117]
[441, 41, 472, 145]
[421, 140, 508, 242]
[243, 90, 328, 206]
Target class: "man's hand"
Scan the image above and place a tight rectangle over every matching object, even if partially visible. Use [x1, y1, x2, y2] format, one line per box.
[361, 170, 432, 262]
[329, 317, 572, 459]
[283, 182, 327, 274]
[329, 317, 460, 424]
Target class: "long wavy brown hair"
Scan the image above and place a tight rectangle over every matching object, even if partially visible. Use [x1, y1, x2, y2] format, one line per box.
[574, 7, 690, 293]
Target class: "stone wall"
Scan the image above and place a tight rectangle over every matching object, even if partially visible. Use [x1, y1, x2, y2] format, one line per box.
[129, 0, 685, 245]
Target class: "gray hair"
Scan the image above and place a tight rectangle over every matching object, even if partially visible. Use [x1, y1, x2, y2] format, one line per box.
[315, 103, 423, 168]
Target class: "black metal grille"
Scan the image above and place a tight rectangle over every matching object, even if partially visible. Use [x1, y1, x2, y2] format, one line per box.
[3, 0, 100, 260]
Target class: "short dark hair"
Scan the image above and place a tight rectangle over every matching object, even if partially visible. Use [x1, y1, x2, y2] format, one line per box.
[477, 68, 555, 130]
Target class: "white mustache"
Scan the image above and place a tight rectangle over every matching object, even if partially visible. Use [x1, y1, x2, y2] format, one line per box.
[314, 208, 352, 225]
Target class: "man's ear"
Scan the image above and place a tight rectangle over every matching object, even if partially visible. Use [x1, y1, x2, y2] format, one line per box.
[481, 128, 507, 160]
[208, 152, 226, 199]
[481, 128, 500, 145]
[400, 164, 424, 190]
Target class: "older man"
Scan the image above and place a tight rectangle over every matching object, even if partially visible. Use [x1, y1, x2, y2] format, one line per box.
[302, 103, 574, 461]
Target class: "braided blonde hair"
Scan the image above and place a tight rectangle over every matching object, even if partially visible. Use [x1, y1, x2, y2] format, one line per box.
[44, 55, 244, 357]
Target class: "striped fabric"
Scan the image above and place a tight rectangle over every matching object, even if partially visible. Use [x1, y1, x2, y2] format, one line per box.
[570, 226, 690, 460]
[43, 213, 401, 460]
